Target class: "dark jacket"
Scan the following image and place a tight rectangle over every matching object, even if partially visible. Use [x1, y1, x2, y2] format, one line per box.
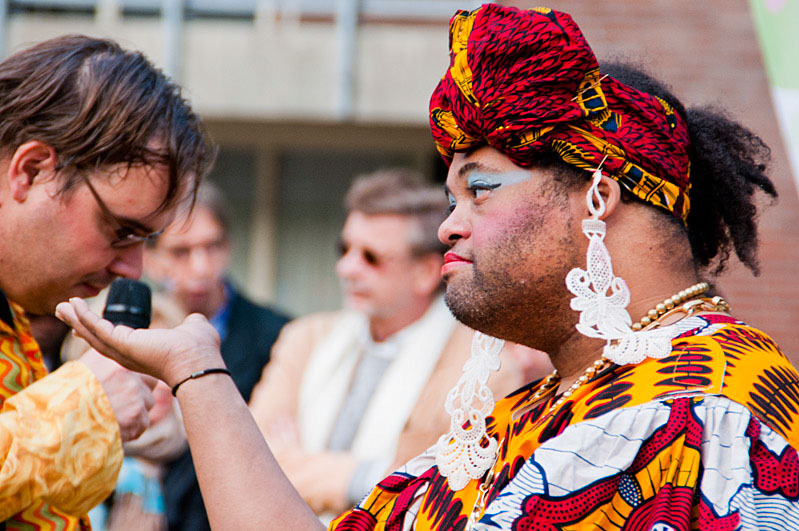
[162, 289, 290, 531]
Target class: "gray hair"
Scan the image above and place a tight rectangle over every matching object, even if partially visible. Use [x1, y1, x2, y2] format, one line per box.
[345, 168, 448, 256]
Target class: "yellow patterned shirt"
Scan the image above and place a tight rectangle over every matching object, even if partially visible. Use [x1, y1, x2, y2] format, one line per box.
[0, 298, 123, 530]
[331, 315, 799, 530]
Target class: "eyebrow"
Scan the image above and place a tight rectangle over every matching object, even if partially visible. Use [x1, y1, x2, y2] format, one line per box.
[444, 161, 504, 195]
[444, 162, 484, 197]
[117, 215, 158, 236]
[457, 161, 505, 180]
[84, 174, 162, 236]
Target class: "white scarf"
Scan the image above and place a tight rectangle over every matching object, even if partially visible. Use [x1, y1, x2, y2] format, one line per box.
[298, 297, 455, 460]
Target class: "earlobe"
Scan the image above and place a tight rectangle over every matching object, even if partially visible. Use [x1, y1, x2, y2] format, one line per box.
[7, 141, 58, 202]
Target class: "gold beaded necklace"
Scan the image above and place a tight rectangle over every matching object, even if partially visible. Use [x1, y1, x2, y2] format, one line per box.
[632, 282, 712, 331]
[464, 282, 730, 529]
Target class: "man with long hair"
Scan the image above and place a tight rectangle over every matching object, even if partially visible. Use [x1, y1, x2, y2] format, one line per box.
[0, 36, 212, 528]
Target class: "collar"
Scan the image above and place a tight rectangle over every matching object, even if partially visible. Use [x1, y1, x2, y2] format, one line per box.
[0, 290, 15, 330]
[208, 281, 233, 341]
[360, 296, 446, 361]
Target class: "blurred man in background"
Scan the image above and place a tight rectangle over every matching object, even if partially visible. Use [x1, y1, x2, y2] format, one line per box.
[248, 169, 524, 517]
[145, 182, 290, 531]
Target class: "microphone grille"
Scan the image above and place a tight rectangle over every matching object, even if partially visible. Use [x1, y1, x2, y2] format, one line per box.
[103, 279, 152, 329]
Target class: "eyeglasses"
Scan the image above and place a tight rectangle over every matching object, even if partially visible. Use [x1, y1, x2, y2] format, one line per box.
[83, 176, 163, 249]
[337, 240, 417, 269]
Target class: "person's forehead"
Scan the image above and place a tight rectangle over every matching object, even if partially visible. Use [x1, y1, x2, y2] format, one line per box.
[89, 162, 178, 229]
[157, 207, 226, 248]
[342, 212, 417, 251]
[447, 146, 526, 184]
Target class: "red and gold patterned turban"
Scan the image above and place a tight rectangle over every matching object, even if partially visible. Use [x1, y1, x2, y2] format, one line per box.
[430, 4, 691, 221]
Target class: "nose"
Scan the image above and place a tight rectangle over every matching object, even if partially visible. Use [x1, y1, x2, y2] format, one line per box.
[335, 248, 362, 281]
[438, 208, 471, 246]
[187, 247, 214, 277]
[108, 244, 144, 279]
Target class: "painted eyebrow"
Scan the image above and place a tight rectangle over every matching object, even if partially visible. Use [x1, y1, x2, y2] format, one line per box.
[456, 161, 504, 180]
[445, 162, 501, 197]
[445, 161, 508, 198]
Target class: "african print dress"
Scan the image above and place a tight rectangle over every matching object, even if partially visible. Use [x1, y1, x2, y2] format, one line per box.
[330, 315, 799, 530]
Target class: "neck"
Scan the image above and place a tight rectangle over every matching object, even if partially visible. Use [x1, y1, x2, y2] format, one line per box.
[368, 296, 435, 342]
[187, 281, 228, 319]
[548, 275, 702, 391]
[547, 331, 603, 391]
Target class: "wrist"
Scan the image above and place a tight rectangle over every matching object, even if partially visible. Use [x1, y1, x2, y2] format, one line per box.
[171, 367, 232, 396]
[161, 347, 225, 390]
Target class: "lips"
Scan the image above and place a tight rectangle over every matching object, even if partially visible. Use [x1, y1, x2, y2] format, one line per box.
[79, 282, 104, 298]
[444, 252, 471, 264]
[78, 275, 117, 298]
[441, 252, 472, 276]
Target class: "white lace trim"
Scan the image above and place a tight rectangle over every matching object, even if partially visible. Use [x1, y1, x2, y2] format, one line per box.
[565, 169, 671, 365]
[435, 332, 503, 491]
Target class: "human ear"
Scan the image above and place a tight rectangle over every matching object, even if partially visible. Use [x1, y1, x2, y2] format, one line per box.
[7, 141, 58, 202]
[590, 174, 622, 221]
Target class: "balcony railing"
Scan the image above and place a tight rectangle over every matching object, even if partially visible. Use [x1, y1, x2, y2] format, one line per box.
[8, 0, 480, 20]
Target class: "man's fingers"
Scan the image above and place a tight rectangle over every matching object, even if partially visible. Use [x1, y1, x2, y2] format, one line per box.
[141, 374, 160, 390]
[183, 312, 209, 325]
[70, 298, 119, 342]
[57, 298, 133, 368]
[142, 384, 156, 411]
[70, 297, 139, 354]
[122, 413, 150, 442]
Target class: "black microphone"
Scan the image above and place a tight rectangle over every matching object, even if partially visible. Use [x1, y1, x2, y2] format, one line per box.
[103, 279, 152, 329]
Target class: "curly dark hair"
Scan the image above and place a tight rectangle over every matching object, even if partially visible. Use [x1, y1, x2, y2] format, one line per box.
[546, 62, 776, 276]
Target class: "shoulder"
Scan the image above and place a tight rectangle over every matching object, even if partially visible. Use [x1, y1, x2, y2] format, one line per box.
[270, 310, 351, 354]
[435, 322, 473, 362]
[696, 319, 799, 444]
[602, 316, 799, 444]
[280, 310, 346, 337]
[615, 316, 794, 404]
[483, 394, 799, 531]
[228, 290, 290, 327]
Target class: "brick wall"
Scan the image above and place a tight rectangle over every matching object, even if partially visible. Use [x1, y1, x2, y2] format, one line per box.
[506, 0, 799, 361]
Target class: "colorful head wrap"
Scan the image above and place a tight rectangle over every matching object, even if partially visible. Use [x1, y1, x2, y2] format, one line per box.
[429, 4, 692, 221]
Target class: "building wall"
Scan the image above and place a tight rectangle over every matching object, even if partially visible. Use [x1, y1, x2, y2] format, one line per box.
[5, 9, 451, 122]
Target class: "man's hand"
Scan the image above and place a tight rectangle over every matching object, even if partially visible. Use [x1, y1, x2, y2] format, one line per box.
[262, 417, 356, 513]
[56, 297, 224, 389]
[278, 450, 357, 514]
[78, 349, 157, 441]
[264, 415, 301, 458]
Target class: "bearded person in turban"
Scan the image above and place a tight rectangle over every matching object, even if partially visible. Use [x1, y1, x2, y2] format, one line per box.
[57, 4, 799, 531]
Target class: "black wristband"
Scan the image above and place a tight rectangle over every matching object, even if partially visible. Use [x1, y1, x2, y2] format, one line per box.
[171, 368, 232, 396]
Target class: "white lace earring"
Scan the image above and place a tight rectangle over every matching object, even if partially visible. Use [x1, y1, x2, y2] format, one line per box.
[435, 331, 503, 491]
[565, 166, 672, 364]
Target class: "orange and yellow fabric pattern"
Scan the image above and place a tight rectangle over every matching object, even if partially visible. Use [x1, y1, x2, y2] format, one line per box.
[0, 299, 122, 530]
[331, 315, 799, 530]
